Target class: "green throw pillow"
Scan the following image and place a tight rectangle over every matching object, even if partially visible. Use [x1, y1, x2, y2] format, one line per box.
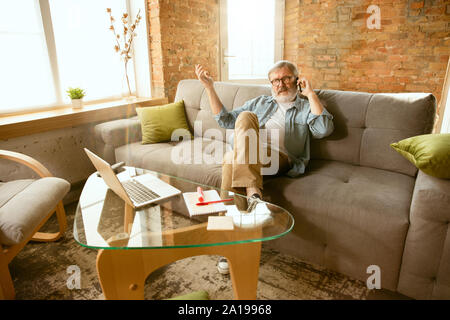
[136, 100, 192, 144]
[166, 290, 210, 300]
[390, 133, 450, 179]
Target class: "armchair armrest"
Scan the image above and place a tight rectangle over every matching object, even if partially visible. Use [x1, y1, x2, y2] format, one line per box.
[398, 171, 450, 299]
[94, 116, 142, 164]
[0, 150, 52, 178]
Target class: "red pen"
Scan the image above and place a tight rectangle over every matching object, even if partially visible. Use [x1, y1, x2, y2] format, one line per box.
[196, 198, 233, 206]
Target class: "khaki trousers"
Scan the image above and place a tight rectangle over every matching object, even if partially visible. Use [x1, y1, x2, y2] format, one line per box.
[221, 111, 291, 209]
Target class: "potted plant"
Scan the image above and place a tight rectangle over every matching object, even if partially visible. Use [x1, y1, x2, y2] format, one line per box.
[66, 87, 86, 109]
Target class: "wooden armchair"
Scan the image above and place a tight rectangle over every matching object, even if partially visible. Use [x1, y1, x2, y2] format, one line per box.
[0, 150, 70, 299]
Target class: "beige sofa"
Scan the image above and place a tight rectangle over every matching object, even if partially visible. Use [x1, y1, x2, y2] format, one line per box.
[94, 79, 450, 299]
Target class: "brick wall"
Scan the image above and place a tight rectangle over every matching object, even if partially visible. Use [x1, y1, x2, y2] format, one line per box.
[285, 0, 300, 65]
[285, 0, 449, 106]
[147, 0, 219, 102]
[147, 0, 448, 116]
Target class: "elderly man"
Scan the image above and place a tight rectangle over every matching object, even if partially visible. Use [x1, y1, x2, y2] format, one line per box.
[195, 60, 334, 274]
[195, 61, 334, 202]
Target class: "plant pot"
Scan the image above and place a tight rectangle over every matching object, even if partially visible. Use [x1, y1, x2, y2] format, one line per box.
[71, 99, 83, 109]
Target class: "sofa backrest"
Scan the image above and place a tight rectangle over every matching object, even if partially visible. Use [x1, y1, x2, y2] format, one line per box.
[175, 79, 272, 144]
[314, 90, 436, 176]
[174, 79, 436, 177]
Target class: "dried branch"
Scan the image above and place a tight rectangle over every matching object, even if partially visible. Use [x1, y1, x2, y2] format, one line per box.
[106, 8, 142, 96]
[107, 8, 141, 63]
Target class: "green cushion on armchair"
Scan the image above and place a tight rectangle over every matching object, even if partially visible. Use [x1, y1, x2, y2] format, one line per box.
[390, 133, 450, 179]
[136, 100, 192, 144]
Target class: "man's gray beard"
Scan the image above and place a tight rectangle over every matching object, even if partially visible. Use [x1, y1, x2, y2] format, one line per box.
[272, 87, 298, 103]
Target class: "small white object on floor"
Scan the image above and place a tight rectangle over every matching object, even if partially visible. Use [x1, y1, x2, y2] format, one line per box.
[217, 257, 229, 275]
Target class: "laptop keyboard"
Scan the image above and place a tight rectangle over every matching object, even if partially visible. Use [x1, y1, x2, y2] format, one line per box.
[122, 179, 160, 205]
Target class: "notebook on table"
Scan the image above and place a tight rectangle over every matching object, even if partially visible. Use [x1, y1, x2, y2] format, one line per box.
[84, 148, 181, 209]
[182, 189, 227, 217]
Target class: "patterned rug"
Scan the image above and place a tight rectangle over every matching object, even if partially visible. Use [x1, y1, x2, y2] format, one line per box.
[9, 203, 408, 300]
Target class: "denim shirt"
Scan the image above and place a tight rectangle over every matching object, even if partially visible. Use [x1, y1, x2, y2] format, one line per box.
[214, 94, 334, 178]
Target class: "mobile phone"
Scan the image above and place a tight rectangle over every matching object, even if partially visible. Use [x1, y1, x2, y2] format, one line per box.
[296, 77, 302, 92]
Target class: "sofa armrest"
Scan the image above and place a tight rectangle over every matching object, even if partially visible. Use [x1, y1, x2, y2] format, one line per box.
[398, 171, 450, 299]
[94, 116, 142, 164]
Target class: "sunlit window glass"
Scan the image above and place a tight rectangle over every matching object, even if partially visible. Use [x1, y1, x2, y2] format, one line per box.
[49, 0, 129, 102]
[0, 0, 56, 113]
[227, 0, 275, 80]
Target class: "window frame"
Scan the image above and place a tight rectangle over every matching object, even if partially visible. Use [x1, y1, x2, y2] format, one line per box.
[1, 0, 151, 116]
[218, 0, 285, 84]
[436, 58, 450, 133]
[39, 0, 62, 103]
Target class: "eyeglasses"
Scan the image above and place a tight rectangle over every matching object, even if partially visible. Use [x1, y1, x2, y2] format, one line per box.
[270, 76, 296, 87]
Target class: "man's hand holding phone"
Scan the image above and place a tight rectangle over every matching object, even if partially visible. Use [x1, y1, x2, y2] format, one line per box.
[297, 77, 314, 98]
[297, 77, 324, 115]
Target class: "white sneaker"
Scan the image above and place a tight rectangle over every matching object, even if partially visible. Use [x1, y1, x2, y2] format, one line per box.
[247, 194, 262, 212]
[217, 257, 229, 275]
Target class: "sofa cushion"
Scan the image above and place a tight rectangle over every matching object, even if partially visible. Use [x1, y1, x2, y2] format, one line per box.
[312, 90, 372, 166]
[136, 100, 192, 144]
[360, 93, 436, 176]
[0, 177, 70, 246]
[312, 90, 436, 177]
[262, 159, 415, 290]
[0, 179, 34, 208]
[115, 137, 229, 188]
[391, 133, 450, 179]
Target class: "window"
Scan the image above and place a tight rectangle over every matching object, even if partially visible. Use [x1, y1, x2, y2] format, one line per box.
[438, 59, 450, 133]
[440, 85, 450, 133]
[219, 0, 284, 83]
[0, 0, 150, 115]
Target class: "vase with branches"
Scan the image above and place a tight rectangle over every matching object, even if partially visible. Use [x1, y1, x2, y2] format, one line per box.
[107, 8, 142, 98]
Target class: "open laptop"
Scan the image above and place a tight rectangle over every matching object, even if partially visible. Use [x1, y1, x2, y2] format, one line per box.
[84, 148, 181, 209]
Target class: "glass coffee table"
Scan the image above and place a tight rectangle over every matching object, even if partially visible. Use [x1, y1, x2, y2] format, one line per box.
[73, 167, 294, 300]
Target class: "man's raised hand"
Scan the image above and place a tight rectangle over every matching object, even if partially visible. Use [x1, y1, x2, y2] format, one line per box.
[194, 64, 222, 115]
[298, 77, 314, 98]
[195, 64, 214, 89]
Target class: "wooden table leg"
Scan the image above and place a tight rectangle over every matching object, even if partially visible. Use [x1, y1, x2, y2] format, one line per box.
[96, 239, 262, 300]
[96, 249, 147, 300]
[226, 241, 261, 300]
